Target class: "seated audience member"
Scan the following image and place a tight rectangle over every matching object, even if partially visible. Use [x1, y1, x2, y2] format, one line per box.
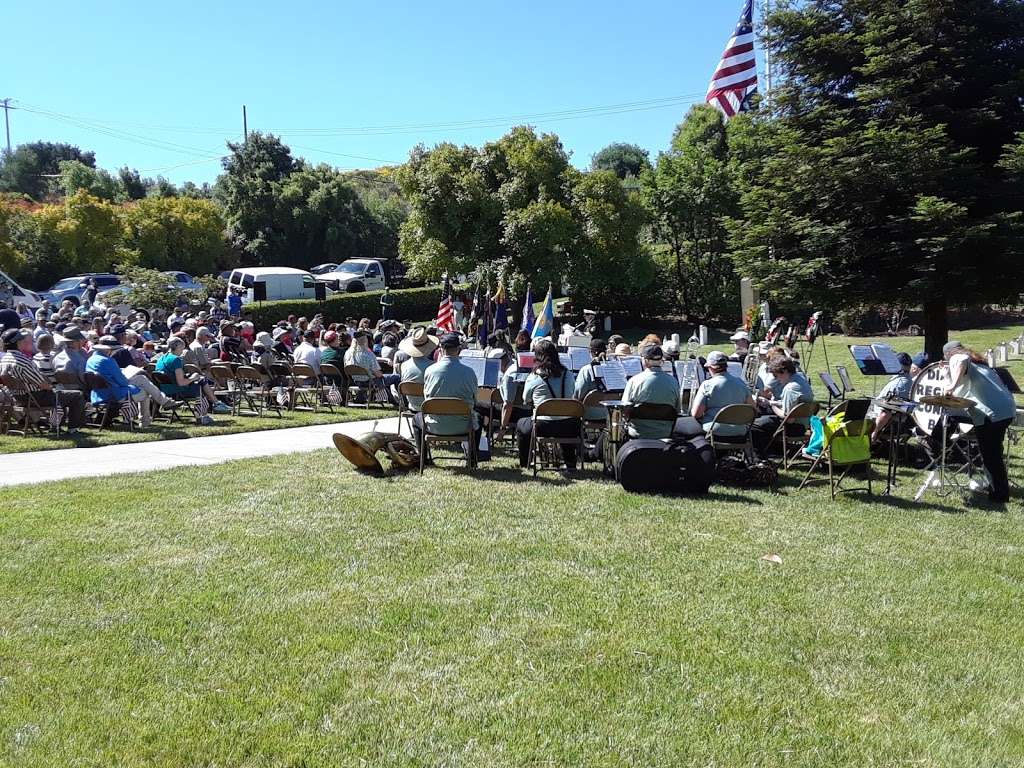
[729, 330, 751, 363]
[621, 344, 680, 439]
[292, 329, 322, 373]
[345, 329, 400, 389]
[414, 332, 479, 449]
[516, 339, 579, 471]
[691, 350, 755, 438]
[218, 322, 245, 362]
[32, 309, 49, 342]
[271, 327, 292, 359]
[0, 328, 86, 432]
[574, 337, 610, 422]
[186, 327, 215, 373]
[319, 331, 344, 369]
[750, 357, 814, 456]
[154, 337, 229, 424]
[398, 328, 439, 413]
[33, 334, 58, 386]
[86, 336, 152, 427]
[54, 326, 89, 389]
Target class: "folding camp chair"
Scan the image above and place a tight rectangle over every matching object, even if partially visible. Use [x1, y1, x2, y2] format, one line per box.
[343, 364, 373, 408]
[83, 371, 135, 431]
[398, 381, 423, 439]
[320, 363, 347, 405]
[0, 374, 50, 436]
[290, 363, 325, 412]
[529, 398, 586, 476]
[770, 401, 819, 469]
[208, 364, 240, 415]
[418, 396, 476, 473]
[707, 403, 756, 462]
[799, 418, 875, 499]
[150, 370, 205, 422]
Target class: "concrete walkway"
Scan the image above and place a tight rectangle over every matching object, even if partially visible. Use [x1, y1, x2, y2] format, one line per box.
[0, 416, 402, 488]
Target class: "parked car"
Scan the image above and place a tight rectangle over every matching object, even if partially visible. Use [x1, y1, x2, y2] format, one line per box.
[316, 258, 389, 293]
[309, 263, 339, 275]
[165, 271, 204, 294]
[41, 273, 121, 305]
[228, 267, 333, 303]
[0, 269, 44, 310]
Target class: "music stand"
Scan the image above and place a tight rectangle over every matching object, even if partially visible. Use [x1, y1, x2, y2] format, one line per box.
[995, 367, 1022, 394]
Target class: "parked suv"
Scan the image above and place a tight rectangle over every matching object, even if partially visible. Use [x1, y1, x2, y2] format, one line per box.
[42, 273, 121, 305]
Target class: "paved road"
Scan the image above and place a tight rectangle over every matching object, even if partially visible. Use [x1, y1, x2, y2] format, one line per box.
[0, 417, 402, 488]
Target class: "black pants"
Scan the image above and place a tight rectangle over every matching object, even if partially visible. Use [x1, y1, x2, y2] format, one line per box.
[751, 415, 806, 457]
[413, 412, 481, 456]
[33, 389, 86, 429]
[517, 417, 580, 468]
[976, 417, 1011, 503]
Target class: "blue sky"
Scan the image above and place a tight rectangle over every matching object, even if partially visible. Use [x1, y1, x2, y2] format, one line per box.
[5, 0, 757, 184]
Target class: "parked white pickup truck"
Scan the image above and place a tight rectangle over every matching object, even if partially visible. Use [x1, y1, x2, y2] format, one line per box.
[316, 259, 388, 293]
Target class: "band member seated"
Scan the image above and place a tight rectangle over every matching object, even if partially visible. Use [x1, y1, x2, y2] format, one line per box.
[943, 340, 1016, 504]
[754, 343, 784, 399]
[691, 350, 755, 438]
[870, 351, 915, 442]
[750, 357, 814, 456]
[516, 339, 579, 471]
[729, 330, 751, 363]
[414, 332, 479, 450]
[397, 328, 439, 414]
[496, 332, 535, 439]
[621, 344, 680, 439]
[573, 337, 609, 421]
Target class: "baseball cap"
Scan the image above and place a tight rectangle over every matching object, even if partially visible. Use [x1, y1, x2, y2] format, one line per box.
[896, 352, 912, 368]
[706, 350, 729, 367]
[641, 344, 664, 360]
[323, 330, 338, 344]
[109, 323, 127, 336]
[912, 352, 929, 368]
[196, 327, 213, 338]
[439, 332, 462, 349]
[942, 340, 963, 356]
[61, 326, 85, 342]
[729, 330, 750, 342]
[2, 328, 30, 349]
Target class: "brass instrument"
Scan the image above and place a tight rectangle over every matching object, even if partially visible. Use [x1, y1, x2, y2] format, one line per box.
[742, 352, 760, 390]
[333, 422, 419, 475]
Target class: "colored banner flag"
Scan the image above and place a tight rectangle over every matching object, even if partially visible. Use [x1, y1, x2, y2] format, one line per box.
[492, 278, 508, 330]
[521, 283, 535, 334]
[531, 284, 554, 339]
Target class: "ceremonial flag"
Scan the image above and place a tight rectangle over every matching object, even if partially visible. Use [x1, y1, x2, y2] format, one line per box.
[521, 284, 535, 334]
[492, 278, 508, 330]
[435, 275, 456, 332]
[706, 0, 758, 120]
[467, 282, 482, 337]
[531, 284, 554, 339]
[478, 283, 493, 347]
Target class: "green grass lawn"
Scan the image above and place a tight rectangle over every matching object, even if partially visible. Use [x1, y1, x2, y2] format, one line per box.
[1, 436, 1023, 765]
[0, 405, 373, 455]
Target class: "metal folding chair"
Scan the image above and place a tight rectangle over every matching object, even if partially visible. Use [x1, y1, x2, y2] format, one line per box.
[799, 418, 875, 499]
[529, 398, 585, 476]
[398, 381, 423, 439]
[707, 403, 756, 461]
[418, 397, 476, 473]
[770, 401, 819, 469]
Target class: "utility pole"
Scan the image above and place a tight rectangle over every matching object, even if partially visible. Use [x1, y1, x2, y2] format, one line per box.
[1, 99, 12, 155]
[242, 105, 248, 143]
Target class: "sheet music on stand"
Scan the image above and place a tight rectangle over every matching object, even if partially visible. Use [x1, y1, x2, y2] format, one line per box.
[599, 358, 628, 391]
[819, 371, 842, 399]
[849, 343, 902, 375]
[835, 365, 854, 393]
[619, 355, 643, 378]
[460, 349, 485, 359]
[461, 356, 500, 387]
[726, 361, 743, 380]
[558, 352, 573, 371]
[568, 347, 592, 371]
[674, 360, 705, 388]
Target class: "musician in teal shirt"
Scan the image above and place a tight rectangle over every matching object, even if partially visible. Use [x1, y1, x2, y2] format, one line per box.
[691, 351, 754, 437]
[573, 337, 608, 421]
[416, 333, 479, 445]
[621, 345, 680, 439]
[516, 339, 580, 470]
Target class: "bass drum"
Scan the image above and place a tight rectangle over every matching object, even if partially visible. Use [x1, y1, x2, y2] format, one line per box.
[910, 362, 971, 435]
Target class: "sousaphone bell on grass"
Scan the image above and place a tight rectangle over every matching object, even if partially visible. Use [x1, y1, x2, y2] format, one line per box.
[333, 421, 418, 475]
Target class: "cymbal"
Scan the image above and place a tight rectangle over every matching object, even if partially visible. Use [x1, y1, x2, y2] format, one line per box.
[919, 394, 976, 409]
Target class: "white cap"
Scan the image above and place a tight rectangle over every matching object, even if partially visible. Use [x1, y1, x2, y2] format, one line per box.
[730, 330, 750, 342]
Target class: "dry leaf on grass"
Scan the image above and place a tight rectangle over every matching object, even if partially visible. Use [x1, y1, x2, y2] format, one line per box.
[761, 553, 783, 565]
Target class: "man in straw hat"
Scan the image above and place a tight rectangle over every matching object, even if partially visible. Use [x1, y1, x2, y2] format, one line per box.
[397, 328, 439, 413]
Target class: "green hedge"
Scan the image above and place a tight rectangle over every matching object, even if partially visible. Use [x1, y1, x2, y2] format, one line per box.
[244, 286, 447, 330]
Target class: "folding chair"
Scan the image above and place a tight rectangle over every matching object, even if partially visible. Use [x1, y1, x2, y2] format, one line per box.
[707, 403, 756, 461]
[581, 388, 623, 459]
[150, 370, 205, 422]
[621, 402, 678, 439]
[235, 365, 281, 418]
[84, 371, 135, 432]
[269, 361, 296, 410]
[290, 363, 324, 412]
[53, 369, 85, 394]
[398, 381, 423, 439]
[529, 398, 585, 476]
[770, 401, 819, 469]
[418, 397, 476, 473]
[799, 418, 875, 499]
[343, 364, 373, 408]
[208, 364, 240, 415]
[320, 363, 347, 405]
[0, 374, 49, 436]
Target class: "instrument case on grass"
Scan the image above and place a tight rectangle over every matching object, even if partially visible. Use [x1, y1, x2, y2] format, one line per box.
[616, 436, 715, 495]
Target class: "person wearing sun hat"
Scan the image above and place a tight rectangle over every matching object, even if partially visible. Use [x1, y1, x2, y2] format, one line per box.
[729, 329, 751, 363]
[396, 328, 439, 412]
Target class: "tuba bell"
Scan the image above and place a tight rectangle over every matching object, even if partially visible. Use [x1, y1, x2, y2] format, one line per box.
[333, 421, 419, 475]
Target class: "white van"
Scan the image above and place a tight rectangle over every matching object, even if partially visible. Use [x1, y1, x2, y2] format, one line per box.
[0, 269, 43, 310]
[228, 267, 326, 303]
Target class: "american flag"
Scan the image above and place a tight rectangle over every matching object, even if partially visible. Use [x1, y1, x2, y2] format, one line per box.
[435, 275, 456, 333]
[706, 0, 758, 120]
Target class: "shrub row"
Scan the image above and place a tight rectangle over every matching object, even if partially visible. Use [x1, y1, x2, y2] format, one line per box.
[244, 285, 447, 330]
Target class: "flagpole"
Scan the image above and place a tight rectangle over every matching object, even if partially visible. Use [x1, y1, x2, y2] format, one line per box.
[763, 0, 772, 111]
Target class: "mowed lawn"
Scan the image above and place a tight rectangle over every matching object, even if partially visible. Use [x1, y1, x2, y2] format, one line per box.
[1, 322, 1023, 766]
[1, 445, 1023, 766]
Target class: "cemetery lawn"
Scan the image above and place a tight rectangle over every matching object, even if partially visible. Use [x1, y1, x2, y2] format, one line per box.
[1, 445, 1023, 766]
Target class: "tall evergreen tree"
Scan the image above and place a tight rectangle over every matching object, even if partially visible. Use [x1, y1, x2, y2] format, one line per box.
[730, 0, 1024, 359]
